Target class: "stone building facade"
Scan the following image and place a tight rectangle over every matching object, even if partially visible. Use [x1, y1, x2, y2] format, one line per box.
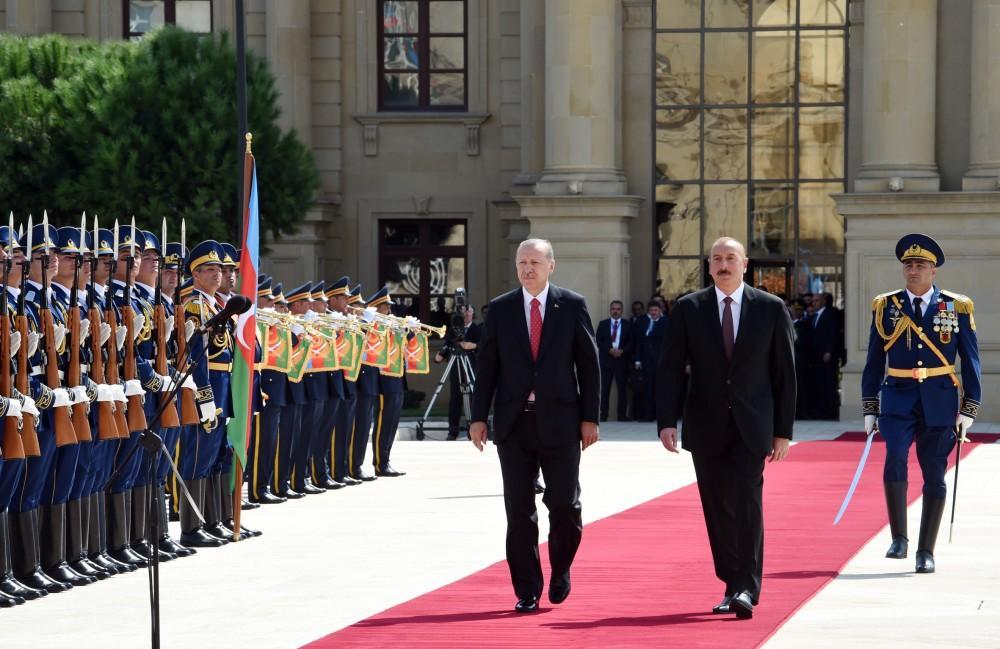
[3, 0, 998, 419]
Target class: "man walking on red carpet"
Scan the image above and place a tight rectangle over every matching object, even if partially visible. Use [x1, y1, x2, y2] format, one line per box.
[657, 237, 796, 620]
[471, 238, 600, 613]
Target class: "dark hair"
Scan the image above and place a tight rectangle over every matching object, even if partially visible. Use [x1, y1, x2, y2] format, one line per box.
[610, 300, 624, 308]
[632, 300, 644, 307]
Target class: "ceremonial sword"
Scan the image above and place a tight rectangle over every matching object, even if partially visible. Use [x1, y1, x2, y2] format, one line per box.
[833, 425, 878, 525]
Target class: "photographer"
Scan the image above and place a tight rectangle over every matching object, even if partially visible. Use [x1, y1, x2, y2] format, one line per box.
[434, 303, 481, 440]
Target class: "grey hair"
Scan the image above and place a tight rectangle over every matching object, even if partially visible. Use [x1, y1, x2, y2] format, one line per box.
[708, 236, 747, 258]
[517, 238, 555, 262]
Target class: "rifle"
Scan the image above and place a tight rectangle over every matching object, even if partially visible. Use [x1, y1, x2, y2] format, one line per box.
[154, 218, 179, 428]
[121, 218, 147, 433]
[104, 222, 129, 439]
[0, 223, 25, 460]
[39, 214, 78, 447]
[13, 228, 39, 457]
[88, 215, 118, 441]
[65, 215, 91, 442]
[175, 220, 199, 425]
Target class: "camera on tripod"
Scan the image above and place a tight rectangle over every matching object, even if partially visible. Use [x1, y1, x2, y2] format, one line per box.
[440, 287, 470, 358]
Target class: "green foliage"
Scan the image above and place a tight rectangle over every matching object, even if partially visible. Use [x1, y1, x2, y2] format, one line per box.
[0, 28, 318, 247]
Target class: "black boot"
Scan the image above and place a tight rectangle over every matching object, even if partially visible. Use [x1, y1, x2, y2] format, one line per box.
[91, 492, 133, 573]
[42, 503, 96, 587]
[179, 479, 225, 548]
[915, 497, 946, 574]
[11, 509, 70, 593]
[202, 474, 232, 543]
[0, 511, 38, 603]
[66, 499, 108, 581]
[884, 482, 909, 559]
[108, 492, 147, 567]
[156, 487, 194, 558]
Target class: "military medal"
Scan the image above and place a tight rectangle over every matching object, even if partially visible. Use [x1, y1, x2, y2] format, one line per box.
[938, 302, 953, 344]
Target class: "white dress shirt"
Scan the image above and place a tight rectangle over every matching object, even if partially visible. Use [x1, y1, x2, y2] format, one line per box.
[522, 283, 549, 402]
[905, 287, 934, 317]
[609, 318, 622, 349]
[715, 282, 746, 337]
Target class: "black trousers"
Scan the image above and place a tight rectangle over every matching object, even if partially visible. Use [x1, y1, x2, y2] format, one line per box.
[274, 403, 303, 493]
[247, 406, 280, 500]
[351, 392, 377, 475]
[690, 418, 765, 602]
[810, 360, 840, 420]
[496, 411, 582, 600]
[372, 392, 403, 472]
[332, 394, 356, 481]
[310, 397, 341, 483]
[599, 356, 628, 420]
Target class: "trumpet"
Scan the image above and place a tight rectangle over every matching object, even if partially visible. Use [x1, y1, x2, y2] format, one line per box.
[348, 307, 447, 338]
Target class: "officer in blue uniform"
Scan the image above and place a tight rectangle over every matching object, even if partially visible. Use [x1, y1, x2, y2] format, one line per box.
[861, 234, 981, 574]
[331, 285, 363, 485]
[313, 277, 350, 488]
[351, 290, 381, 482]
[302, 280, 336, 491]
[247, 276, 286, 504]
[269, 282, 307, 500]
[368, 287, 406, 477]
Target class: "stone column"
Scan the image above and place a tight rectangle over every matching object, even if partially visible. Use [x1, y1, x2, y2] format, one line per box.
[964, 0, 1000, 190]
[855, 0, 939, 192]
[265, 0, 312, 144]
[511, 0, 546, 190]
[534, 0, 626, 196]
[5, 0, 51, 34]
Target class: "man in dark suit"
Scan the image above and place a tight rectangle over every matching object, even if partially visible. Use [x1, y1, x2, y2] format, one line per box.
[636, 299, 667, 421]
[471, 238, 600, 613]
[806, 292, 841, 420]
[657, 236, 795, 620]
[596, 300, 633, 421]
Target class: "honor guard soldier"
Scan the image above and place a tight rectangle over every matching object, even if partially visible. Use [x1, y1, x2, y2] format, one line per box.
[331, 285, 363, 485]
[176, 240, 232, 548]
[274, 284, 288, 312]
[861, 234, 981, 574]
[247, 277, 286, 504]
[0, 227, 46, 605]
[368, 287, 405, 477]
[351, 288, 380, 482]
[307, 278, 348, 490]
[302, 281, 337, 491]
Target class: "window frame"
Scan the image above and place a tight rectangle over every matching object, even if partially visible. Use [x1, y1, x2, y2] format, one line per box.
[124, 0, 214, 39]
[377, 0, 469, 112]
[378, 219, 468, 322]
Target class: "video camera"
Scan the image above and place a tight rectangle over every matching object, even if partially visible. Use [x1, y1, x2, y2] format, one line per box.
[439, 287, 470, 358]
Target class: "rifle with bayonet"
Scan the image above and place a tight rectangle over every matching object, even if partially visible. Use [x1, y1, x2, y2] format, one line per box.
[154, 218, 180, 428]
[88, 216, 119, 440]
[121, 217, 147, 433]
[12, 221, 39, 456]
[175, 220, 200, 425]
[66, 215, 91, 442]
[0, 215, 25, 460]
[104, 221, 129, 438]
[39, 213, 78, 447]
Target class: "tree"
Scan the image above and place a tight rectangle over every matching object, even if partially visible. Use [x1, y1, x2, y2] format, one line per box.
[0, 28, 318, 246]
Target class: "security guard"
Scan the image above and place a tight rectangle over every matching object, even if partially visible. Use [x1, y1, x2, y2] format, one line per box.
[368, 287, 406, 478]
[861, 234, 981, 574]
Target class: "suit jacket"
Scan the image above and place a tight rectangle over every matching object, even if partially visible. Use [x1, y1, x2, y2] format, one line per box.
[805, 307, 840, 363]
[472, 284, 600, 448]
[636, 314, 668, 367]
[656, 285, 796, 458]
[595, 317, 633, 367]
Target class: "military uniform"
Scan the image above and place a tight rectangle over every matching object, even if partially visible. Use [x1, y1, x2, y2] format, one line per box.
[274, 282, 313, 498]
[331, 285, 363, 484]
[368, 287, 406, 478]
[351, 286, 381, 482]
[861, 234, 981, 574]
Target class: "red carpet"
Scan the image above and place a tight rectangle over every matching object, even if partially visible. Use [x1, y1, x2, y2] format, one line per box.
[303, 434, 998, 649]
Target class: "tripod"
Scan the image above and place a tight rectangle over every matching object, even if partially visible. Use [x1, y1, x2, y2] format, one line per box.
[415, 349, 475, 441]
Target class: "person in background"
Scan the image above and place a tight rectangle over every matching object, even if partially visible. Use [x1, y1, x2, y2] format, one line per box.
[596, 300, 633, 421]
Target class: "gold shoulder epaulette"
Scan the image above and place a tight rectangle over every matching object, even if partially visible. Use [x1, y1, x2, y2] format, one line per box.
[940, 290, 974, 314]
[872, 290, 897, 311]
[184, 301, 202, 319]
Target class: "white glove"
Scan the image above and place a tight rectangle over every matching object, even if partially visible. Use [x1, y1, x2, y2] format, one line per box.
[70, 385, 90, 404]
[115, 326, 127, 350]
[184, 319, 196, 341]
[182, 375, 197, 391]
[132, 313, 145, 341]
[9, 331, 20, 358]
[291, 324, 305, 336]
[158, 373, 176, 393]
[362, 307, 377, 323]
[3, 397, 22, 420]
[20, 395, 39, 418]
[864, 415, 877, 435]
[165, 315, 175, 335]
[27, 332, 40, 357]
[111, 384, 127, 403]
[302, 310, 318, 322]
[198, 400, 218, 425]
[956, 414, 974, 441]
[79, 319, 90, 343]
[99, 322, 111, 346]
[52, 388, 71, 408]
[404, 315, 419, 326]
[96, 384, 116, 402]
[124, 379, 145, 398]
[52, 324, 67, 350]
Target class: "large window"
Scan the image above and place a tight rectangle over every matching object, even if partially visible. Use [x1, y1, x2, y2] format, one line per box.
[653, 0, 847, 303]
[379, 0, 468, 110]
[379, 220, 467, 325]
[126, 1, 212, 39]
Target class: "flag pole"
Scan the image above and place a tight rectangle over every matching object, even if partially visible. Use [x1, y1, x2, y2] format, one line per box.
[235, 0, 249, 245]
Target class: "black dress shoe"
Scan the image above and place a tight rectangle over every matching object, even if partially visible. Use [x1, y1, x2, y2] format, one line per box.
[241, 499, 261, 511]
[0, 590, 23, 607]
[17, 569, 70, 594]
[533, 479, 545, 494]
[179, 528, 227, 548]
[351, 470, 377, 482]
[203, 523, 233, 543]
[250, 490, 287, 504]
[336, 475, 361, 486]
[1, 576, 46, 601]
[514, 596, 539, 612]
[376, 466, 405, 477]
[294, 482, 325, 495]
[319, 478, 346, 490]
[548, 572, 571, 604]
[730, 591, 754, 619]
[45, 563, 96, 587]
[69, 558, 110, 580]
[712, 595, 733, 614]
[886, 536, 908, 559]
[278, 488, 306, 500]
[915, 550, 935, 573]
[160, 536, 196, 557]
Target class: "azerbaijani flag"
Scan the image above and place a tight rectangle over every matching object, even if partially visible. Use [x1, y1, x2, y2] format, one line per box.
[227, 142, 259, 488]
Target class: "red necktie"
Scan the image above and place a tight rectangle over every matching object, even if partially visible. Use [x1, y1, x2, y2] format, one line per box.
[611, 319, 619, 345]
[530, 298, 542, 360]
